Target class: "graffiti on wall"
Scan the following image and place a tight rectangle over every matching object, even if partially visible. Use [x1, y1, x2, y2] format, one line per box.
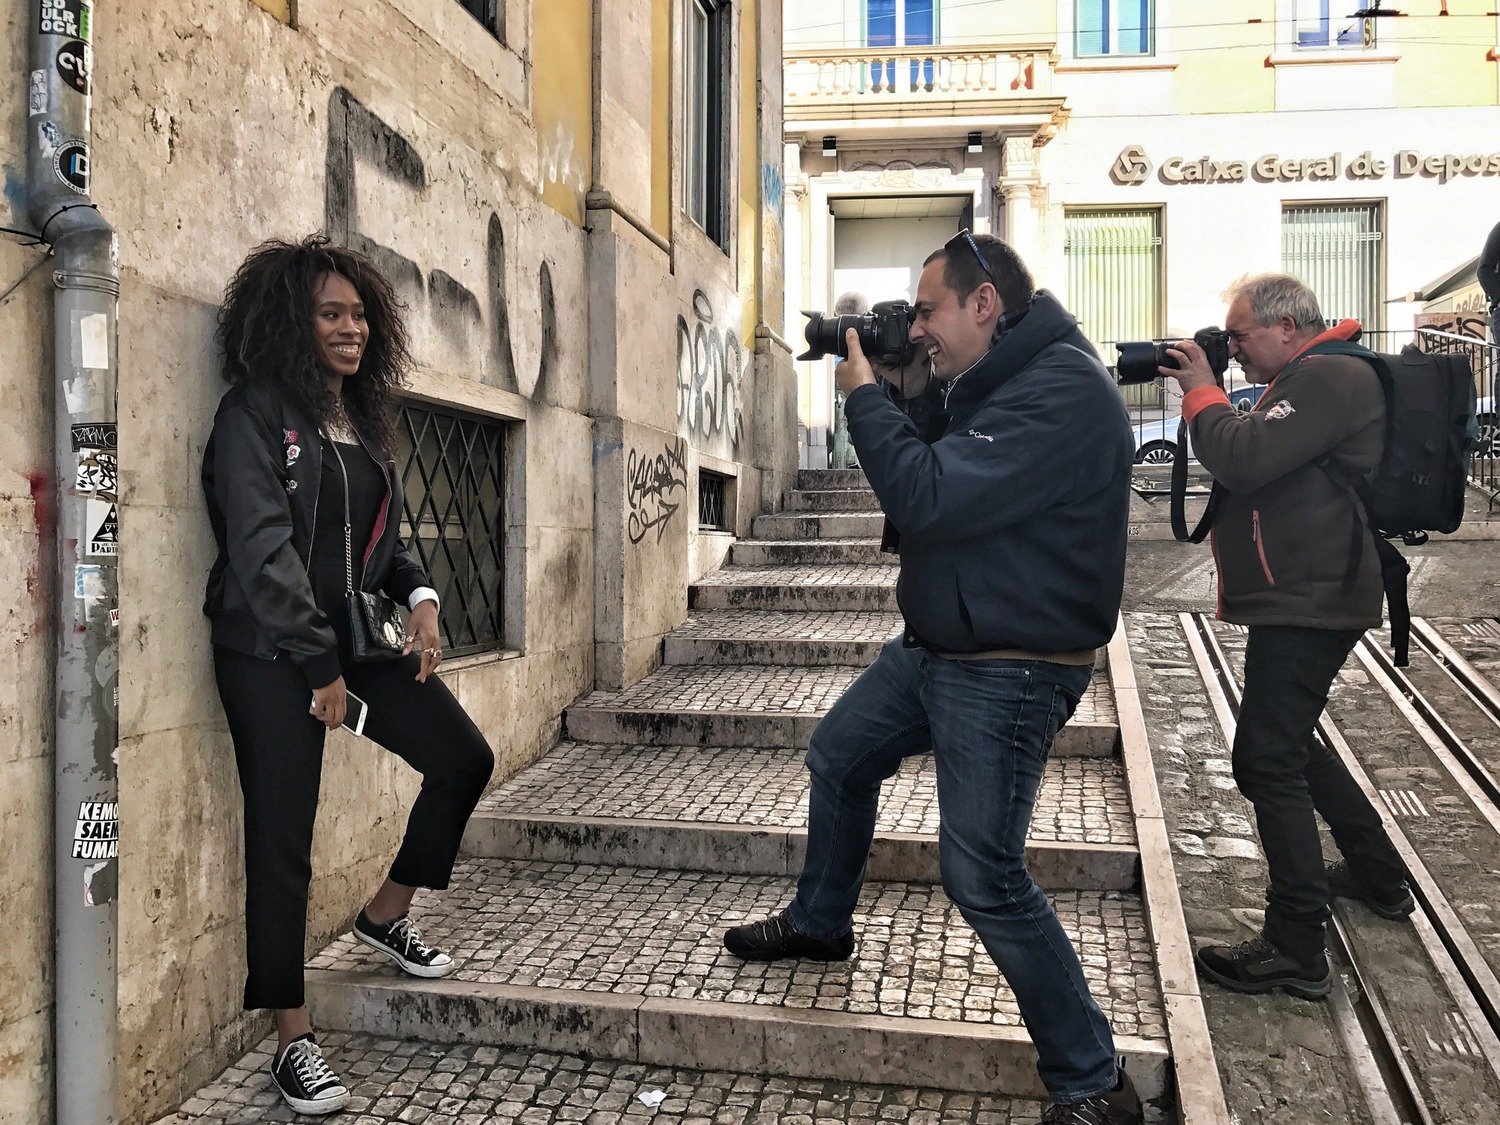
[676, 290, 744, 455]
[626, 437, 689, 545]
[326, 87, 561, 397]
[539, 120, 587, 201]
[1415, 311, 1489, 340]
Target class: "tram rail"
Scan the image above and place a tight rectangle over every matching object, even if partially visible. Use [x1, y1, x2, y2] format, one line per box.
[1179, 611, 1500, 1123]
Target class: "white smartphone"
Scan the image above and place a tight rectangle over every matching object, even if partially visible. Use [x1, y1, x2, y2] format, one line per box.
[342, 690, 369, 738]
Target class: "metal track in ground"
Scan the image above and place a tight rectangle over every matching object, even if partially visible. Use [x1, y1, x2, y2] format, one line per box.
[1181, 612, 1500, 1124]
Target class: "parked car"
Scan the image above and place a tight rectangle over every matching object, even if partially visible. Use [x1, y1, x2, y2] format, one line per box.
[1130, 384, 1264, 463]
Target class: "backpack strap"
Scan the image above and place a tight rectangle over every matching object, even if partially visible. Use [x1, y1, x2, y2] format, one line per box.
[1317, 456, 1413, 666]
[1171, 416, 1222, 542]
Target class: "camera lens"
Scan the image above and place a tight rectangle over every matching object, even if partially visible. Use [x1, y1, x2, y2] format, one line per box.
[1114, 341, 1176, 386]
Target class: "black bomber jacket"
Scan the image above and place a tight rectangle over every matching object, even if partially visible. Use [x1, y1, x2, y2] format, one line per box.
[202, 381, 429, 689]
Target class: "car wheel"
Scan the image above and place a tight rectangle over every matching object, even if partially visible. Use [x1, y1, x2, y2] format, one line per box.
[1478, 414, 1499, 460]
[1136, 441, 1177, 465]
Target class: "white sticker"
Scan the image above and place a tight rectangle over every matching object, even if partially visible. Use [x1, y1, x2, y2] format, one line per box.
[63, 373, 99, 414]
[74, 563, 103, 600]
[75, 449, 117, 500]
[78, 312, 109, 370]
[84, 499, 117, 556]
[29, 70, 47, 116]
[73, 800, 118, 861]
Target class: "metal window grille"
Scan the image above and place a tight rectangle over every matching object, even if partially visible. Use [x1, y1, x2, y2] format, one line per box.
[457, 0, 504, 42]
[687, 0, 730, 248]
[1065, 206, 1164, 407]
[395, 403, 508, 657]
[1282, 202, 1384, 331]
[698, 470, 728, 530]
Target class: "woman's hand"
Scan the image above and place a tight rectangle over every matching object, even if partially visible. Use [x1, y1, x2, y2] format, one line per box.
[310, 676, 348, 729]
[404, 600, 443, 683]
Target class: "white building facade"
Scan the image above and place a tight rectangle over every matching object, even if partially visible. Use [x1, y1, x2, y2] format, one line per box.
[784, 1, 1500, 465]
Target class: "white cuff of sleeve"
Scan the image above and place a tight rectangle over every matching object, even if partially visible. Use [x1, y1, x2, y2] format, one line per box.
[408, 587, 440, 612]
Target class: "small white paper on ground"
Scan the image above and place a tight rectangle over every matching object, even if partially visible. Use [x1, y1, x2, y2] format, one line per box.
[636, 1089, 668, 1108]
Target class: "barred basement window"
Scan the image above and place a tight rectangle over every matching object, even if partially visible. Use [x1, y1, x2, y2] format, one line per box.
[699, 470, 728, 531]
[456, 0, 505, 42]
[395, 403, 508, 657]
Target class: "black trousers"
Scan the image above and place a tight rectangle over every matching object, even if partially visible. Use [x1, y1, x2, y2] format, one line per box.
[213, 646, 494, 1010]
[1233, 625, 1406, 961]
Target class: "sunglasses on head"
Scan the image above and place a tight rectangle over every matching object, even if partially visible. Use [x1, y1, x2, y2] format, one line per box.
[946, 228, 996, 288]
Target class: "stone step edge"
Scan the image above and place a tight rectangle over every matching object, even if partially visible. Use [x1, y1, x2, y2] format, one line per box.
[563, 709, 1119, 757]
[305, 973, 1171, 1103]
[663, 637, 893, 666]
[461, 813, 1140, 891]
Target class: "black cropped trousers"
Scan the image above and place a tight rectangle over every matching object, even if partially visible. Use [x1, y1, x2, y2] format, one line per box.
[213, 646, 494, 1011]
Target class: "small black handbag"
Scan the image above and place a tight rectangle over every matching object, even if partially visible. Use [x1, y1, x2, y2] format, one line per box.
[330, 439, 406, 663]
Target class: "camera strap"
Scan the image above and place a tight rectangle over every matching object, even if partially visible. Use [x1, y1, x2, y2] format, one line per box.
[1170, 416, 1221, 543]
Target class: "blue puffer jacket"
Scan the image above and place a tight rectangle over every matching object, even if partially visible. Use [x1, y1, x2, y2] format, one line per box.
[844, 290, 1134, 654]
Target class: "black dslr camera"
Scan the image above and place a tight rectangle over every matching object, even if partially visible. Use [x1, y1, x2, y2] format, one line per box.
[1114, 327, 1232, 386]
[798, 300, 918, 366]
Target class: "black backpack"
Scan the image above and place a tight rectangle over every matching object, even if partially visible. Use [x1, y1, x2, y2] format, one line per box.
[1319, 342, 1477, 665]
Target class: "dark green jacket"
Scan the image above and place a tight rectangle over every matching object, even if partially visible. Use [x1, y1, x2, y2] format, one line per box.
[1184, 322, 1385, 629]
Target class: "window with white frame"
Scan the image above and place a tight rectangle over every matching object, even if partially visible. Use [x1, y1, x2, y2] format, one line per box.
[866, 1, 936, 90]
[1074, 0, 1153, 58]
[1282, 202, 1385, 331]
[687, 0, 731, 249]
[1294, 1, 1371, 49]
[1064, 207, 1164, 405]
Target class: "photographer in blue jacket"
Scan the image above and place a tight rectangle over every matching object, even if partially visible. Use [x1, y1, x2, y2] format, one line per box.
[723, 232, 1139, 1125]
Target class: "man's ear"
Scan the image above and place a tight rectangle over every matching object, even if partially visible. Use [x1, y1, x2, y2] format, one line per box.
[972, 281, 1003, 324]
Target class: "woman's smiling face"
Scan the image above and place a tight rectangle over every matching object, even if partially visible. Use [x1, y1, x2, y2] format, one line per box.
[312, 271, 367, 380]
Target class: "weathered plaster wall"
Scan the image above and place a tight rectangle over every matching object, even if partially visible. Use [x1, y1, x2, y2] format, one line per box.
[1, 1, 785, 1120]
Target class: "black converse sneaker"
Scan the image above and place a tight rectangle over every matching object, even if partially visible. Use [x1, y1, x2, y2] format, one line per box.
[1194, 934, 1333, 999]
[353, 909, 454, 978]
[723, 909, 855, 962]
[270, 1034, 349, 1116]
[1040, 1065, 1144, 1124]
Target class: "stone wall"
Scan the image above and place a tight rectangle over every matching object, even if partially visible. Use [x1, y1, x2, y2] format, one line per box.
[0, 1, 788, 1121]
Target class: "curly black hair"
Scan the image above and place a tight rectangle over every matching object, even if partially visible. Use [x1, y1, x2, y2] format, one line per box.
[216, 235, 410, 452]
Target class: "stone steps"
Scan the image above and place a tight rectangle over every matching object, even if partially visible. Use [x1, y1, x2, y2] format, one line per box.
[752, 512, 885, 540]
[691, 564, 897, 612]
[785, 489, 884, 512]
[797, 467, 869, 491]
[155, 1033, 1057, 1123]
[663, 610, 904, 665]
[562, 664, 1119, 755]
[303, 859, 1170, 1102]
[461, 742, 1139, 890]
[730, 538, 891, 566]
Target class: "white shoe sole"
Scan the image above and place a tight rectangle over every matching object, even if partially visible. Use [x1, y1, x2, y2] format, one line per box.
[354, 927, 455, 978]
[273, 1079, 350, 1116]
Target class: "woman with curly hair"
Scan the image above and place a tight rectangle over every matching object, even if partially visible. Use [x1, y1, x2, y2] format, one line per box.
[203, 236, 493, 1114]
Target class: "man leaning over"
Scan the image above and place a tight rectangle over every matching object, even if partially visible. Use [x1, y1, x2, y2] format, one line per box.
[722, 232, 1142, 1124]
[1160, 273, 1412, 1000]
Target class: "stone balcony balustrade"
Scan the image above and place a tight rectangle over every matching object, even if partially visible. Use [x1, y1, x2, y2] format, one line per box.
[785, 42, 1057, 108]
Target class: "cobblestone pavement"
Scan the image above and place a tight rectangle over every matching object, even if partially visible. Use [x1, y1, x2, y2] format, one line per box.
[1124, 539, 1500, 617]
[572, 663, 1116, 726]
[476, 743, 1136, 846]
[307, 859, 1165, 1037]
[156, 1036, 1052, 1124]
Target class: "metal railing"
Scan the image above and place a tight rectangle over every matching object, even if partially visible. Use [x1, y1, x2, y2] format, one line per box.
[1414, 329, 1500, 504]
[698, 470, 728, 530]
[395, 403, 508, 657]
[784, 42, 1055, 106]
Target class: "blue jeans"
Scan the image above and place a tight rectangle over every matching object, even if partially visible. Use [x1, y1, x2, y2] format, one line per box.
[787, 637, 1118, 1103]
